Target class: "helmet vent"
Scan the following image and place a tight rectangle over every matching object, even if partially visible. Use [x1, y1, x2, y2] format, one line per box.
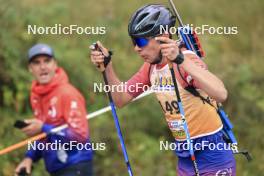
[152, 11, 160, 21]
[137, 13, 149, 23]
[139, 24, 154, 33]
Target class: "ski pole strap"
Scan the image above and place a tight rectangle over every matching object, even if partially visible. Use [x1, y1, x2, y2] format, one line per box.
[90, 43, 113, 71]
[103, 50, 113, 67]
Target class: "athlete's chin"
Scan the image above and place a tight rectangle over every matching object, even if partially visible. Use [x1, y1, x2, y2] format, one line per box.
[144, 59, 151, 63]
[150, 58, 162, 64]
[143, 59, 157, 64]
[141, 56, 159, 64]
[141, 56, 150, 63]
[145, 59, 155, 64]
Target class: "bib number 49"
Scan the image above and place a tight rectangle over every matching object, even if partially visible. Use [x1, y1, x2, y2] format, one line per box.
[159, 100, 180, 114]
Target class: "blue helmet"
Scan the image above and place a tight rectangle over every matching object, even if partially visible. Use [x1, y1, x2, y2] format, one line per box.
[128, 4, 176, 38]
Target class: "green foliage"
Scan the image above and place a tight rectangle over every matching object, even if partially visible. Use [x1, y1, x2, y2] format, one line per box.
[0, 0, 263, 175]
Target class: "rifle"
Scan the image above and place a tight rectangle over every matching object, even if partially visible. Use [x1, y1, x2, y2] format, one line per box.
[168, 0, 252, 162]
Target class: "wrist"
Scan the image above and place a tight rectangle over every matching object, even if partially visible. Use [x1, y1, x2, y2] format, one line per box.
[173, 53, 184, 65]
[25, 157, 33, 162]
[104, 50, 113, 67]
[25, 152, 37, 162]
[105, 61, 113, 71]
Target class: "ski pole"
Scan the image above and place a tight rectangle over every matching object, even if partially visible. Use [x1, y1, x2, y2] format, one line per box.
[166, 2, 200, 175]
[90, 43, 133, 176]
[167, 61, 200, 176]
[168, 0, 205, 58]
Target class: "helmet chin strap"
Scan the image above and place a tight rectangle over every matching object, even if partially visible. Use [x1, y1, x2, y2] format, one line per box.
[151, 51, 163, 65]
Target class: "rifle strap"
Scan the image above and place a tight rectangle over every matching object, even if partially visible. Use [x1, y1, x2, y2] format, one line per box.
[176, 64, 216, 109]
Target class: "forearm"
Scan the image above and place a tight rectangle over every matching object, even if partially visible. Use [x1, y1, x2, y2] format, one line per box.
[105, 62, 122, 86]
[181, 56, 228, 102]
[104, 62, 133, 107]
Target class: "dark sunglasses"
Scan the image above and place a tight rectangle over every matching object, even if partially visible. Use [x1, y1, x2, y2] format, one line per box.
[132, 37, 149, 48]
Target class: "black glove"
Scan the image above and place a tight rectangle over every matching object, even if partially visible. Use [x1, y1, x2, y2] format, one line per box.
[91, 43, 113, 68]
[103, 50, 113, 67]
[173, 52, 184, 65]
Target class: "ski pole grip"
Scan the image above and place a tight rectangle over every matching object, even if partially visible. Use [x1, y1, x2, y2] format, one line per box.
[90, 43, 105, 72]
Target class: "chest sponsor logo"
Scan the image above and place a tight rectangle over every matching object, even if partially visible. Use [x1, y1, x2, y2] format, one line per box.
[70, 101, 78, 109]
[167, 119, 184, 131]
[32, 98, 38, 104]
[167, 118, 186, 138]
[34, 109, 39, 116]
[48, 106, 57, 118]
[154, 76, 173, 86]
[48, 96, 58, 118]
[69, 101, 82, 121]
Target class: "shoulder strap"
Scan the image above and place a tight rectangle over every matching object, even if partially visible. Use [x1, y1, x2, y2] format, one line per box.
[176, 64, 215, 108]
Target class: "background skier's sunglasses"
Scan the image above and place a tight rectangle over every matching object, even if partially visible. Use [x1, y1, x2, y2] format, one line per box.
[131, 37, 150, 48]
